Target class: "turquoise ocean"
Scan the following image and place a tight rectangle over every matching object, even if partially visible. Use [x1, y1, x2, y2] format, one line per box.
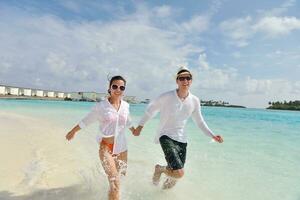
[0, 99, 299, 200]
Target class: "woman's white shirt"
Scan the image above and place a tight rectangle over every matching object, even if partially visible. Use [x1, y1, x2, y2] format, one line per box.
[79, 99, 132, 154]
[139, 90, 215, 143]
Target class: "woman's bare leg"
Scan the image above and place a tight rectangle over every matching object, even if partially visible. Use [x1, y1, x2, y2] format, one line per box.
[99, 145, 120, 200]
[115, 151, 128, 176]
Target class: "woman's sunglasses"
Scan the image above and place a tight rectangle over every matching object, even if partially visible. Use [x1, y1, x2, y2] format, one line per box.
[111, 84, 126, 91]
[177, 76, 192, 81]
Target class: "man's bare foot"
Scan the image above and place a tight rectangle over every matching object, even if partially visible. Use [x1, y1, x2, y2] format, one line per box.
[162, 177, 177, 189]
[152, 164, 164, 186]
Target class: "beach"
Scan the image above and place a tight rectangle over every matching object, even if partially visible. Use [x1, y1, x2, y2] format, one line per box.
[0, 99, 300, 200]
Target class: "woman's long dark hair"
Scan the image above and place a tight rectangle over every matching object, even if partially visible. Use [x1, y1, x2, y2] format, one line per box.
[108, 75, 126, 95]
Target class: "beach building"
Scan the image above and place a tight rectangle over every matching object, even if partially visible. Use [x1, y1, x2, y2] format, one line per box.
[123, 95, 138, 103]
[141, 98, 150, 104]
[10, 87, 19, 96]
[36, 90, 44, 97]
[83, 92, 107, 101]
[23, 89, 32, 96]
[58, 92, 64, 98]
[47, 91, 55, 98]
[31, 89, 37, 96]
[66, 93, 71, 98]
[70, 92, 83, 100]
[0, 86, 6, 95]
[83, 92, 97, 101]
[18, 87, 32, 96]
[69, 92, 106, 101]
[96, 93, 107, 101]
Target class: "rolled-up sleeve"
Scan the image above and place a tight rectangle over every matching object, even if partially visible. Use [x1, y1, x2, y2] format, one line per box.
[191, 98, 215, 138]
[78, 104, 100, 129]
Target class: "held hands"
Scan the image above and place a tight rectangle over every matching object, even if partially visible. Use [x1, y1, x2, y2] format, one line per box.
[212, 135, 223, 143]
[132, 125, 143, 136]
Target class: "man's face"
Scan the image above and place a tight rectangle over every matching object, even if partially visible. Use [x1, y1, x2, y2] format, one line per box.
[176, 74, 192, 89]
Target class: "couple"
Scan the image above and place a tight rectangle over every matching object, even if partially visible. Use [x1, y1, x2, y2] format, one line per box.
[66, 67, 223, 200]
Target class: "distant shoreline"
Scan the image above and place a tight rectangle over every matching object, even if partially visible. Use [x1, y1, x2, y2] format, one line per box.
[0, 96, 248, 109]
[0, 95, 65, 101]
[266, 107, 300, 111]
[202, 104, 246, 108]
[267, 101, 300, 111]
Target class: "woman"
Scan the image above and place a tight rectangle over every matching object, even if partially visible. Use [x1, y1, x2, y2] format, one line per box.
[66, 75, 135, 200]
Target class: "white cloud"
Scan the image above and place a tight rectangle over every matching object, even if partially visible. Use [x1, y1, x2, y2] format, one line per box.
[220, 15, 300, 46]
[190, 53, 300, 107]
[294, 81, 300, 93]
[253, 16, 300, 37]
[232, 52, 242, 58]
[0, 5, 198, 97]
[198, 53, 210, 70]
[153, 5, 172, 17]
[182, 15, 210, 33]
[193, 53, 239, 91]
[59, 0, 81, 13]
[219, 1, 299, 46]
[219, 16, 253, 47]
[244, 77, 272, 94]
[263, 0, 296, 16]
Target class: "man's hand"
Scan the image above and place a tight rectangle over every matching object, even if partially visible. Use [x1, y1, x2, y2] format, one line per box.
[66, 130, 76, 141]
[133, 125, 143, 136]
[213, 135, 223, 143]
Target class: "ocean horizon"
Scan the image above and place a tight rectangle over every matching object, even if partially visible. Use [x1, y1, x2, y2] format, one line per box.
[0, 99, 299, 200]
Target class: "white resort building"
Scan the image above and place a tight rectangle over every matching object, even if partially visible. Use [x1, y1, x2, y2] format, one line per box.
[23, 88, 32, 96]
[9, 87, 19, 95]
[57, 92, 65, 98]
[0, 85, 7, 95]
[70, 92, 106, 101]
[36, 90, 44, 97]
[0, 84, 136, 102]
[47, 91, 55, 98]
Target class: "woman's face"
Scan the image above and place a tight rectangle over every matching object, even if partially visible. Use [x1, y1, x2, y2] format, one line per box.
[110, 79, 126, 97]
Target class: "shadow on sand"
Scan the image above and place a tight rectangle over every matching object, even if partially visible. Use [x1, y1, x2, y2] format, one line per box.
[0, 185, 102, 200]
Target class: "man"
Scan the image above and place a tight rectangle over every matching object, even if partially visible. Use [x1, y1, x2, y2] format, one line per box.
[133, 67, 223, 189]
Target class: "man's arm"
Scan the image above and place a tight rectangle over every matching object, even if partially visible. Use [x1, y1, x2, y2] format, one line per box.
[133, 97, 161, 136]
[191, 98, 223, 143]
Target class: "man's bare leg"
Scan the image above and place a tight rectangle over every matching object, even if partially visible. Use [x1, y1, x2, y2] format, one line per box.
[152, 164, 165, 185]
[152, 164, 184, 189]
[162, 177, 177, 189]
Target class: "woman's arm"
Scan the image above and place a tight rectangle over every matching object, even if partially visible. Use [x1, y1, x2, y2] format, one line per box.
[66, 124, 81, 141]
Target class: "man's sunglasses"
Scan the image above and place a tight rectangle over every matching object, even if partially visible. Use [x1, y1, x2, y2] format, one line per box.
[111, 84, 126, 91]
[177, 76, 192, 81]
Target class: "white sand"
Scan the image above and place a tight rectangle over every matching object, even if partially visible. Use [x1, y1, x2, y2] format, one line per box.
[0, 111, 99, 197]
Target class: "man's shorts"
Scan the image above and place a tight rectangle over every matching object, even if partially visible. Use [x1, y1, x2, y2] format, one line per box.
[159, 135, 187, 170]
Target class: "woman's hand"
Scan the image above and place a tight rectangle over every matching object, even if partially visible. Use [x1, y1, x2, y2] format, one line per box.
[66, 125, 81, 141]
[129, 126, 136, 135]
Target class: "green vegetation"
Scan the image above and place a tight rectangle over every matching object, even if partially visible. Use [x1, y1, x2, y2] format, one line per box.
[267, 100, 300, 111]
[200, 100, 246, 108]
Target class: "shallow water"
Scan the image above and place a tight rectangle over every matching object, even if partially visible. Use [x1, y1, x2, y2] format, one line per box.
[0, 99, 300, 200]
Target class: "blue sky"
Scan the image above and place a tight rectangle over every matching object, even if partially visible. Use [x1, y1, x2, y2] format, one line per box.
[0, 0, 300, 108]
